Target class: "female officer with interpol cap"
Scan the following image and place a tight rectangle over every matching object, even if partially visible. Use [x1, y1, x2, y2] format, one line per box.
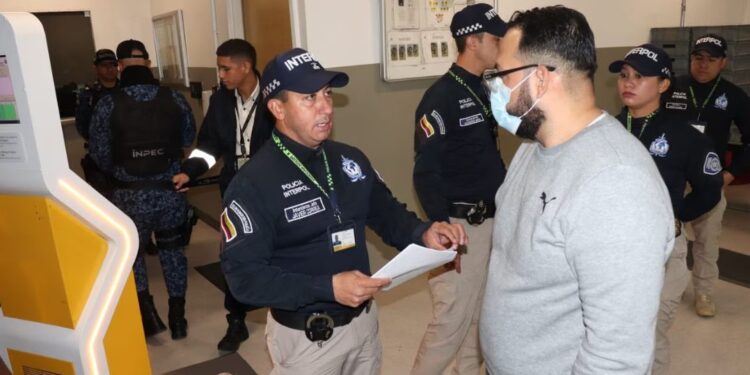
[610, 43, 723, 375]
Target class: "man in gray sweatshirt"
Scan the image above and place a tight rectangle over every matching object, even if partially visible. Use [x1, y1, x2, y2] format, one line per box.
[480, 6, 675, 374]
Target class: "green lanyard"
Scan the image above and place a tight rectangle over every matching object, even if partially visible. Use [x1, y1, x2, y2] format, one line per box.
[272, 132, 341, 222]
[626, 111, 657, 139]
[448, 70, 490, 117]
[689, 77, 721, 121]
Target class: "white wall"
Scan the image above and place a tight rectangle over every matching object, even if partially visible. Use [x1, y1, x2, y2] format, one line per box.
[151, 0, 215, 67]
[1, 0, 221, 68]
[298, 0, 381, 68]
[294, 0, 750, 68]
[1, 0, 155, 60]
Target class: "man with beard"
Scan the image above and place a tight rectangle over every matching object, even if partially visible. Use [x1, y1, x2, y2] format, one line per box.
[411, 4, 507, 374]
[479, 6, 674, 374]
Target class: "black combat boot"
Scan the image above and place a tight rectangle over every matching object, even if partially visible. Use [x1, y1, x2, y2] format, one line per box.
[168, 296, 188, 340]
[217, 314, 249, 352]
[137, 291, 166, 337]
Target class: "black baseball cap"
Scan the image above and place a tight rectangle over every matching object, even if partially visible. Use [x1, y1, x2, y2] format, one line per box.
[116, 39, 149, 60]
[93, 49, 117, 65]
[608, 44, 673, 78]
[260, 48, 348, 101]
[692, 33, 727, 57]
[450, 3, 507, 38]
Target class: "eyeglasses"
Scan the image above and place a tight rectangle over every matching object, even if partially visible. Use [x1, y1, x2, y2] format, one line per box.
[483, 64, 556, 82]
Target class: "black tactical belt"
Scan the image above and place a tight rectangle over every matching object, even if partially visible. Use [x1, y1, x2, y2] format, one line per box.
[114, 180, 174, 190]
[271, 303, 367, 331]
[449, 201, 496, 225]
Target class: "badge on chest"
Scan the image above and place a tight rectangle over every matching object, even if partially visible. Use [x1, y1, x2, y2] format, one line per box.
[690, 121, 707, 134]
[328, 220, 356, 252]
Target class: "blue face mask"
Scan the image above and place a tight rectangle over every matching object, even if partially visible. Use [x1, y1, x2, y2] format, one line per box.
[486, 70, 539, 135]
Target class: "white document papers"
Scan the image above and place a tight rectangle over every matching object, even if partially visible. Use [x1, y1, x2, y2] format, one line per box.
[372, 244, 456, 291]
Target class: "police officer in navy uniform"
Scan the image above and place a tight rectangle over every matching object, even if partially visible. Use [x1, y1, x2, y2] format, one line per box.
[411, 4, 506, 374]
[76, 49, 119, 197]
[76, 49, 119, 140]
[219, 48, 467, 374]
[610, 44, 723, 375]
[173, 39, 272, 352]
[663, 33, 750, 317]
[89, 39, 196, 340]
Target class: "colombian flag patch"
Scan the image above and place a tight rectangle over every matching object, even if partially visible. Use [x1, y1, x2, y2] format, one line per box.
[220, 207, 238, 242]
[419, 114, 435, 138]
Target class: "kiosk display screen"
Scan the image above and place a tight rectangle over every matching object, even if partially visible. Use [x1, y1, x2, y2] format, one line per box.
[0, 55, 20, 124]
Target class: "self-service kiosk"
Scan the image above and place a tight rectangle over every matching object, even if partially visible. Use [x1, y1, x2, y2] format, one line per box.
[0, 12, 151, 374]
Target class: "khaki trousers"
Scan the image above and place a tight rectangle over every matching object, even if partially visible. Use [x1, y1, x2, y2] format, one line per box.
[653, 231, 689, 375]
[687, 193, 726, 295]
[411, 218, 492, 375]
[266, 303, 381, 375]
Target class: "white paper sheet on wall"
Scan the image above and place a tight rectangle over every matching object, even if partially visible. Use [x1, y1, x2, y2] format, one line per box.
[394, 0, 419, 29]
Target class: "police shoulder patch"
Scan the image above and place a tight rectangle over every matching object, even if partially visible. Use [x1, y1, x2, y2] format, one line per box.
[430, 110, 446, 134]
[703, 152, 722, 175]
[419, 114, 435, 138]
[229, 200, 253, 234]
[220, 207, 238, 242]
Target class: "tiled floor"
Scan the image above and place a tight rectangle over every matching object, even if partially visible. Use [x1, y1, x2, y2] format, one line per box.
[143, 206, 750, 375]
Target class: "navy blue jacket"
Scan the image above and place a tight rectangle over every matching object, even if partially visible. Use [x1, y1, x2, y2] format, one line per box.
[664, 75, 750, 177]
[413, 64, 506, 221]
[220, 131, 430, 315]
[616, 108, 722, 221]
[180, 84, 273, 195]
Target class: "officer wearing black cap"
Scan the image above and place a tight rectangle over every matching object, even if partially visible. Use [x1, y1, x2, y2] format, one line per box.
[663, 33, 750, 318]
[610, 43, 723, 375]
[411, 3, 506, 374]
[76, 49, 119, 140]
[88, 39, 196, 340]
[76, 49, 119, 197]
[219, 47, 466, 374]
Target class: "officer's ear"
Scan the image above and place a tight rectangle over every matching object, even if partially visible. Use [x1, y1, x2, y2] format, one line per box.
[658, 77, 671, 94]
[466, 34, 481, 51]
[267, 98, 285, 121]
[241, 59, 252, 74]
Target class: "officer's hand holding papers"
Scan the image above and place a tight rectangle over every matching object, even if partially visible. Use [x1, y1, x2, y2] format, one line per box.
[373, 244, 458, 290]
[372, 220, 467, 290]
[333, 221, 465, 305]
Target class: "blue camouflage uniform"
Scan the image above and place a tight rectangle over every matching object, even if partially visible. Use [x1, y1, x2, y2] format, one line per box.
[89, 72, 196, 297]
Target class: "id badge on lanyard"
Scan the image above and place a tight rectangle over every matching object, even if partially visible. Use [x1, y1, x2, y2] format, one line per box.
[328, 220, 356, 252]
[235, 98, 258, 171]
[235, 155, 250, 170]
[690, 121, 707, 134]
